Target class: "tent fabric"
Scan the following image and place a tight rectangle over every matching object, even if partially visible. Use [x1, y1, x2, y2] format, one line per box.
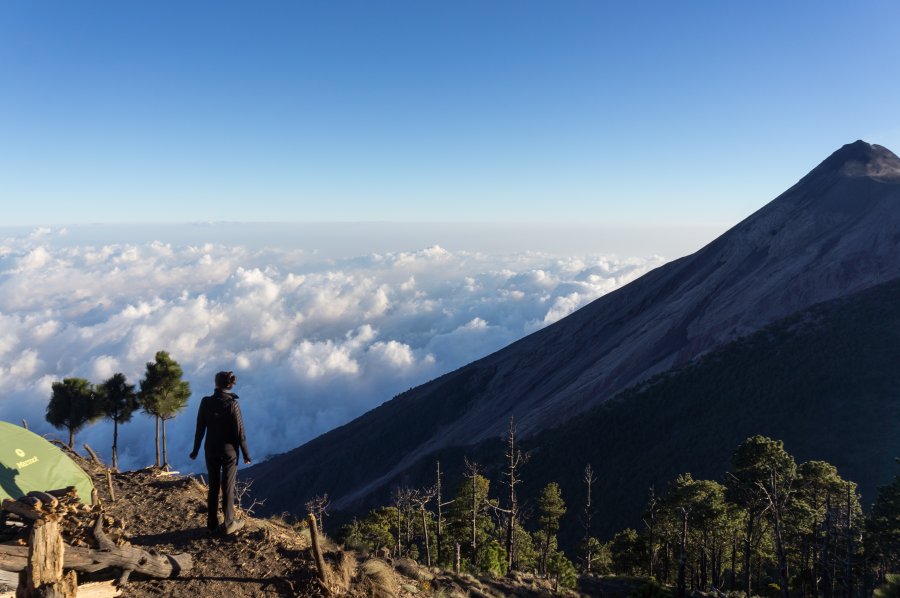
[0, 421, 94, 504]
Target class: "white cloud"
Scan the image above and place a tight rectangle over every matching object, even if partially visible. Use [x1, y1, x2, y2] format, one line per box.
[0, 231, 664, 472]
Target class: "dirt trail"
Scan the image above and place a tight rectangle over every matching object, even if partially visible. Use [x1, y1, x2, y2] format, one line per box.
[90, 465, 321, 598]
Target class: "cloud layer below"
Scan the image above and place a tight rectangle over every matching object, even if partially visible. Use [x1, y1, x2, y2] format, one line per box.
[0, 228, 664, 472]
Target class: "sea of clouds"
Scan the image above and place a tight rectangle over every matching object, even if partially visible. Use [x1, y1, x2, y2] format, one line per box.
[0, 226, 666, 473]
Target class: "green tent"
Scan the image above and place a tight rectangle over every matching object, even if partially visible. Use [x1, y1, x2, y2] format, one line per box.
[0, 421, 94, 504]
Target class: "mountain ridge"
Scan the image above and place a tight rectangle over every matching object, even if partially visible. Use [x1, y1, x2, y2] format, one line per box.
[245, 140, 900, 515]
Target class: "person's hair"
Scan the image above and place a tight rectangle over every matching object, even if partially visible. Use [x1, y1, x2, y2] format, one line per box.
[215, 371, 236, 389]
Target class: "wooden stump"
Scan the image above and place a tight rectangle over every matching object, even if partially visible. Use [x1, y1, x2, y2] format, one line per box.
[307, 514, 330, 595]
[16, 518, 76, 598]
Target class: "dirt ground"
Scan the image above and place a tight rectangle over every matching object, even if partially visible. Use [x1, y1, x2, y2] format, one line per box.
[85, 464, 323, 598]
[4, 449, 596, 597]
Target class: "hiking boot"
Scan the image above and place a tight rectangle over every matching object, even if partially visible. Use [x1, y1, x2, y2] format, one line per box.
[224, 519, 245, 535]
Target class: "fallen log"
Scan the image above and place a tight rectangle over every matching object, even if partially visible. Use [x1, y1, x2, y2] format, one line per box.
[0, 517, 191, 583]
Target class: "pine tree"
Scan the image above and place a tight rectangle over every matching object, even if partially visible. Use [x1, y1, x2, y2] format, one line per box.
[868, 468, 900, 584]
[45, 377, 100, 448]
[139, 351, 191, 468]
[536, 482, 566, 576]
[96, 372, 139, 471]
[446, 463, 498, 573]
[726, 435, 796, 598]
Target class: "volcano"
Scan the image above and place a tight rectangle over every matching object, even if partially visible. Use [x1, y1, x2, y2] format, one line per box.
[245, 140, 900, 519]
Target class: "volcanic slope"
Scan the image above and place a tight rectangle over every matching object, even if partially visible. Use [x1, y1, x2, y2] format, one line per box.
[245, 140, 900, 515]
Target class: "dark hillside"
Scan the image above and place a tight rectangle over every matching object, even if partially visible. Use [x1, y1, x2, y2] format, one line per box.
[300, 276, 900, 557]
[520, 274, 900, 547]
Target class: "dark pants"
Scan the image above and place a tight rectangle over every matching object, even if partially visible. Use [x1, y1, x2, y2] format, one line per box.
[205, 446, 237, 530]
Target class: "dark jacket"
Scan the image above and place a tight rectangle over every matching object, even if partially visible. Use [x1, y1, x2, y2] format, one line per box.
[192, 389, 251, 461]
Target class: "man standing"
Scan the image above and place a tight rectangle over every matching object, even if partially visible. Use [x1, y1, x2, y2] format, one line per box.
[190, 370, 252, 535]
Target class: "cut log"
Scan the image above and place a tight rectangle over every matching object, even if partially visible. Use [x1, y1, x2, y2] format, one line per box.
[0, 517, 192, 583]
[25, 520, 63, 586]
[1, 501, 43, 522]
[16, 499, 41, 512]
[24, 495, 57, 512]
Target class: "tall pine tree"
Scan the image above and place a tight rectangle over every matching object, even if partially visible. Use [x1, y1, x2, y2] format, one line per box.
[97, 372, 139, 471]
[139, 351, 191, 468]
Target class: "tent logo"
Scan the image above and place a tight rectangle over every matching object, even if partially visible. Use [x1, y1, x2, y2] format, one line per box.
[14, 448, 39, 469]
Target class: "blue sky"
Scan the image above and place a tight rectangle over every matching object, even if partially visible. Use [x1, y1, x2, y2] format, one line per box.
[2, 1, 899, 227]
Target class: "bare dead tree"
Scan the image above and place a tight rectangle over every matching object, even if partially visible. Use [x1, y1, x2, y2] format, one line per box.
[409, 486, 437, 566]
[502, 416, 527, 571]
[434, 461, 454, 566]
[435, 461, 443, 563]
[305, 494, 331, 535]
[582, 463, 598, 573]
[235, 478, 267, 519]
[392, 487, 415, 557]
[643, 485, 658, 578]
[463, 458, 481, 567]
[678, 507, 689, 598]
[845, 482, 854, 598]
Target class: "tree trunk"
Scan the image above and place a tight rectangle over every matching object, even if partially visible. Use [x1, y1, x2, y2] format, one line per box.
[421, 506, 431, 567]
[161, 418, 168, 469]
[67, 429, 74, 451]
[154, 416, 160, 467]
[397, 504, 403, 558]
[307, 514, 329, 594]
[731, 535, 737, 592]
[435, 462, 443, 565]
[664, 540, 670, 584]
[700, 528, 708, 590]
[845, 483, 853, 598]
[505, 510, 514, 572]
[744, 512, 754, 598]
[470, 474, 477, 567]
[770, 471, 790, 598]
[111, 417, 119, 472]
[678, 509, 687, 598]
[541, 526, 552, 577]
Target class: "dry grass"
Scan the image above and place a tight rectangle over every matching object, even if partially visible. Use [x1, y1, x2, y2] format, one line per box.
[359, 558, 397, 598]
